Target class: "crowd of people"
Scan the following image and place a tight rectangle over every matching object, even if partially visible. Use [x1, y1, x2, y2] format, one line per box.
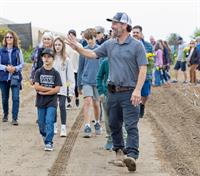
[1, 12, 200, 172]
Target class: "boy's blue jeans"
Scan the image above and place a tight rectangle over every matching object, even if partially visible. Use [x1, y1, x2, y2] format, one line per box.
[37, 107, 56, 144]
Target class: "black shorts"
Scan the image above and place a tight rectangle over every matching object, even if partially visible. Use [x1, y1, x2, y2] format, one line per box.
[174, 61, 186, 71]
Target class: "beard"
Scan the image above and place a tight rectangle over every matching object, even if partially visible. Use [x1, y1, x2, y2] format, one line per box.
[112, 30, 121, 38]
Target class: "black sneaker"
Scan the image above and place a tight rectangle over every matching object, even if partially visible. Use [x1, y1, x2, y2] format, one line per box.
[75, 99, 79, 107]
[2, 115, 8, 122]
[12, 120, 18, 126]
[139, 104, 145, 118]
[66, 104, 72, 110]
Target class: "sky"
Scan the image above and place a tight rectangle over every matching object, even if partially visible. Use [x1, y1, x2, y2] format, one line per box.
[0, 0, 200, 42]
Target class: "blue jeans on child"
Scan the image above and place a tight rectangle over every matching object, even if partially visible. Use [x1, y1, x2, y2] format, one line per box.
[154, 69, 162, 86]
[37, 107, 56, 144]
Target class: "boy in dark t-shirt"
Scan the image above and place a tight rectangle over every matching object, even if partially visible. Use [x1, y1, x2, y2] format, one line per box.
[34, 48, 62, 151]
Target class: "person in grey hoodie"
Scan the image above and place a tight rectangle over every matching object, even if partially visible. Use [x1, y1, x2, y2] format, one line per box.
[77, 28, 101, 138]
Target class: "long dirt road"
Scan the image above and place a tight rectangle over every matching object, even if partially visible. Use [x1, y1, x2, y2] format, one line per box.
[1, 81, 200, 176]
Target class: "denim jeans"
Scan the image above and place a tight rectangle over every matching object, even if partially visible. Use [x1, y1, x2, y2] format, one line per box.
[162, 69, 171, 82]
[107, 90, 140, 159]
[154, 69, 162, 86]
[37, 107, 56, 144]
[0, 81, 20, 120]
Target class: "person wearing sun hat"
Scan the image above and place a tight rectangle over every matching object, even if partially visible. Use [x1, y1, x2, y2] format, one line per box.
[66, 12, 147, 172]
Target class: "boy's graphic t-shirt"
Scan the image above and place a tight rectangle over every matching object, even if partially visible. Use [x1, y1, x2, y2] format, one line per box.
[34, 67, 62, 108]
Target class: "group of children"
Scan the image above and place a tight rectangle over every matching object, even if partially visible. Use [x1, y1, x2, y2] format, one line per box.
[31, 28, 111, 151]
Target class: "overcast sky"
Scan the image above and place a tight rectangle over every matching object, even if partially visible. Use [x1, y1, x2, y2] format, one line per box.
[0, 0, 200, 42]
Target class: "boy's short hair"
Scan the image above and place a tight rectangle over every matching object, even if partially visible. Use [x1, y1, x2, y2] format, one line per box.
[83, 28, 96, 40]
[68, 29, 76, 37]
[132, 25, 143, 32]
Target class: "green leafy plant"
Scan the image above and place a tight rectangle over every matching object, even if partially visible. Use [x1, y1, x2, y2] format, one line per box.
[22, 46, 33, 63]
[192, 27, 200, 39]
[167, 33, 180, 46]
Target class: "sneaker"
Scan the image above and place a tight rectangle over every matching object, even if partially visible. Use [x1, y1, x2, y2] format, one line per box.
[139, 104, 145, 118]
[83, 125, 92, 138]
[2, 115, 8, 122]
[108, 149, 125, 167]
[104, 142, 113, 150]
[60, 125, 67, 137]
[108, 159, 125, 167]
[12, 120, 18, 126]
[123, 157, 136, 172]
[94, 122, 101, 135]
[66, 104, 72, 110]
[75, 99, 79, 107]
[54, 123, 57, 134]
[44, 143, 53, 151]
[171, 80, 178, 83]
[183, 80, 188, 84]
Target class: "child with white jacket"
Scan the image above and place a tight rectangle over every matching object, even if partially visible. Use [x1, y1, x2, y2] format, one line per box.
[53, 36, 75, 137]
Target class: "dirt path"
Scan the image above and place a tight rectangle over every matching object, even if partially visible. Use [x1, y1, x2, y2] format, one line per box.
[1, 65, 200, 176]
[0, 88, 81, 176]
[63, 117, 173, 176]
[0, 86, 173, 176]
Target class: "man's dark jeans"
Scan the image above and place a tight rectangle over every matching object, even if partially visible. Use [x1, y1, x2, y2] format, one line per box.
[107, 90, 140, 159]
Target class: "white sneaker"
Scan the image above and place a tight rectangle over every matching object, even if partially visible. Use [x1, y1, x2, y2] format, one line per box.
[60, 124, 67, 137]
[54, 123, 57, 134]
[44, 143, 53, 151]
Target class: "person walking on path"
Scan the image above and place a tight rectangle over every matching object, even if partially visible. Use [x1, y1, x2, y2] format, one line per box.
[96, 58, 112, 150]
[53, 36, 75, 136]
[77, 28, 101, 138]
[66, 12, 147, 172]
[34, 48, 62, 151]
[0, 30, 24, 125]
[189, 37, 200, 84]
[172, 37, 187, 83]
[132, 25, 154, 118]
[30, 31, 54, 85]
[65, 29, 82, 109]
[154, 41, 164, 86]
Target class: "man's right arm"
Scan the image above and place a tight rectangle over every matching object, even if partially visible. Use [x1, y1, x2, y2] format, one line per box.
[76, 46, 97, 59]
[65, 35, 98, 59]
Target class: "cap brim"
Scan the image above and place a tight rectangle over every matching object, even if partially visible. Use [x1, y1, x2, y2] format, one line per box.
[106, 18, 119, 23]
[41, 53, 54, 57]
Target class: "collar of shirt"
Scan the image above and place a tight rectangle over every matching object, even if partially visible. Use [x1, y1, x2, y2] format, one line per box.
[114, 34, 132, 44]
